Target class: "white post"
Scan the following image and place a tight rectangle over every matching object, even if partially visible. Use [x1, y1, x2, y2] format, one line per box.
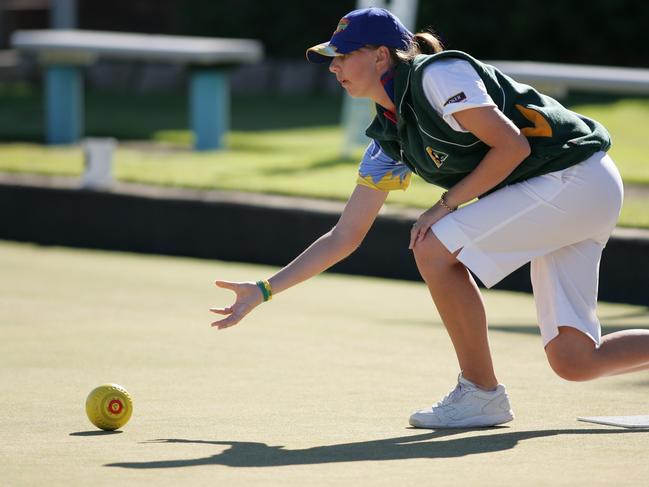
[82, 138, 116, 190]
[340, 0, 419, 158]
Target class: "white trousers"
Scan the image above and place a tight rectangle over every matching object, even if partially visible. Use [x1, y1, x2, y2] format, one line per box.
[432, 152, 624, 346]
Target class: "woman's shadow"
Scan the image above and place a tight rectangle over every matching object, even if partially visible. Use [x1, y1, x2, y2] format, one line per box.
[105, 427, 644, 469]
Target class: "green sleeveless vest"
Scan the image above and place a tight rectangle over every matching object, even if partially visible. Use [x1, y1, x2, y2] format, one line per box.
[365, 51, 611, 193]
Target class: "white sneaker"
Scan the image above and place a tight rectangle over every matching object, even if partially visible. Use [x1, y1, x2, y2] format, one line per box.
[409, 374, 514, 428]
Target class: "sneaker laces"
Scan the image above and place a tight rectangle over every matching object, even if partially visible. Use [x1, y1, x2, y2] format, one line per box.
[435, 382, 466, 408]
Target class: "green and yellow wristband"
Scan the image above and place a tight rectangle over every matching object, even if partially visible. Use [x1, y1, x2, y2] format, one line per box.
[256, 279, 273, 302]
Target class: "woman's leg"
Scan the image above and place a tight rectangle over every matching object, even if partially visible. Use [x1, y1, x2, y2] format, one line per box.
[413, 232, 498, 390]
[545, 326, 649, 381]
[533, 236, 649, 381]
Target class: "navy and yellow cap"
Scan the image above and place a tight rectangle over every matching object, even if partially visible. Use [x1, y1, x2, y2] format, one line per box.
[306, 8, 413, 63]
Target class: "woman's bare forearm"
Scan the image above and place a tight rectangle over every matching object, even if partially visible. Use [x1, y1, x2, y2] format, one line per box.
[267, 185, 388, 295]
[268, 229, 356, 294]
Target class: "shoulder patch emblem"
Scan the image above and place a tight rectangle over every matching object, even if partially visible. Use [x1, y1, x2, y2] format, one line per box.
[444, 92, 467, 106]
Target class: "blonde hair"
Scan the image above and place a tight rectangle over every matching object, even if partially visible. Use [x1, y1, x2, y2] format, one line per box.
[392, 30, 444, 63]
[365, 30, 444, 65]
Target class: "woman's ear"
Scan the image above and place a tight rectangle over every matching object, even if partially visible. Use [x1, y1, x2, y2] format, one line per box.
[375, 46, 392, 69]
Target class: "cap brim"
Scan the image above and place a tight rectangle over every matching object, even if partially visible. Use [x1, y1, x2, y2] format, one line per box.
[306, 42, 343, 64]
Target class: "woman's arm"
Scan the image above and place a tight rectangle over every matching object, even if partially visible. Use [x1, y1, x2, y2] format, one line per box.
[444, 106, 530, 208]
[410, 106, 530, 248]
[268, 184, 388, 294]
[211, 184, 388, 329]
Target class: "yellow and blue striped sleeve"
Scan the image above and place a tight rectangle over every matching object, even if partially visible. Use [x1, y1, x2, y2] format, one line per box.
[356, 140, 412, 191]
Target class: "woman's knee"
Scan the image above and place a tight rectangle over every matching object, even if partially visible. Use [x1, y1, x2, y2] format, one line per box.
[545, 327, 599, 381]
[412, 232, 458, 272]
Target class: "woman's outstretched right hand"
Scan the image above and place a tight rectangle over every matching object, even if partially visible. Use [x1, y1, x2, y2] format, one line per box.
[210, 280, 264, 330]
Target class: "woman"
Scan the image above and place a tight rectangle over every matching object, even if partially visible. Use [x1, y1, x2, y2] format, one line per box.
[211, 8, 649, 428]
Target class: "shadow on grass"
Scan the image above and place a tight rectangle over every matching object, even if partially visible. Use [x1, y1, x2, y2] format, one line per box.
[383, 311, 649, 336]
[390, 308, 649, 337]
[70, 430, 123, 436]
[489, 311, 649, 337]
[595, 309, 649, 322]
[105, 427, 645, 469]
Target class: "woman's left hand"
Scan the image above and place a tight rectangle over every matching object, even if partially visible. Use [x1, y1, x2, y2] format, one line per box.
[409, 202, 451, 250]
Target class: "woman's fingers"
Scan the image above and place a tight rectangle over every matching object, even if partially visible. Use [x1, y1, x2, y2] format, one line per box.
[410, 204, 449, 249]
[214, 280, 238, 290]
[211, 317, 233, 329]
[409, 224, 429, 249]
[409, 224, 419, 249]
[211, 311, 242, 329]
[417, 226, 429, 244]
[212, 281, 261, 330]
[209, 300, 252, 328]
[209, 306, 232, 315]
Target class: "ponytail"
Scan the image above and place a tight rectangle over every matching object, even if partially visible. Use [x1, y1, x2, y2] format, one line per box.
[392, 29, 444, 63]
[412, 31, 444, 55]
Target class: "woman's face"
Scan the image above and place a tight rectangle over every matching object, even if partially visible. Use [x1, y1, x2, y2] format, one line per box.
[328, 48, 382, 99]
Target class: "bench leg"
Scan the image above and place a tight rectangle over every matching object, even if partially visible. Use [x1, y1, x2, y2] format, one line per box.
[190, 69, 229, 151]
[45, 65, 83, 145]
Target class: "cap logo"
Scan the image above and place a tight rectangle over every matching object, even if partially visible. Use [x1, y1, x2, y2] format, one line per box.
[334, 18, 350, 34]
